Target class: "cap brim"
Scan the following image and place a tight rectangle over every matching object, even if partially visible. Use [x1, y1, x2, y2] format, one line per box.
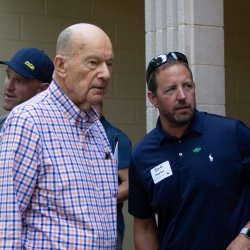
[0, 60, 8, 65]
[0, 60, 34, 79]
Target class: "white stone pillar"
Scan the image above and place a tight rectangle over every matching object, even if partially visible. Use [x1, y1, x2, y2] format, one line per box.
[145, 0, 225, 132]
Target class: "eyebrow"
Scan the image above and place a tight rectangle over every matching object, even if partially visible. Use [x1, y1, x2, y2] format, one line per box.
[86, 53, 114, 61]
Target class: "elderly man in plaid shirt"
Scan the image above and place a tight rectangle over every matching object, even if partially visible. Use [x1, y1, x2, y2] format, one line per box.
[0, 23, 117, 249]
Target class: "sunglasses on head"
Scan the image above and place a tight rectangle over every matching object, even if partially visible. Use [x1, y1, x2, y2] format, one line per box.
[146, 52, 188, 83]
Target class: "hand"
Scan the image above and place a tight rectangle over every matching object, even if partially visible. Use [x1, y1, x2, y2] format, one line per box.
[227, 234, 250, 250]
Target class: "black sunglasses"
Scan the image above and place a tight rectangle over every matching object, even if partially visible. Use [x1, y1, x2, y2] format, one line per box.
[146, 52, 188, 83]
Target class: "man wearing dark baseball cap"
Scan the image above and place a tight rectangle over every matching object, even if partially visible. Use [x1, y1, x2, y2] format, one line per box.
[0, 47, 54, 129]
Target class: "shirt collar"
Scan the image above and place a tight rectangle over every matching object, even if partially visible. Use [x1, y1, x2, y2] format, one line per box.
[49, 81, 99, 126]
[156, 109, 204, 145]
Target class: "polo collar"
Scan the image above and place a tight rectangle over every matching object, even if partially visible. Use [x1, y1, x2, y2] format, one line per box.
[156, 109, 204, 145]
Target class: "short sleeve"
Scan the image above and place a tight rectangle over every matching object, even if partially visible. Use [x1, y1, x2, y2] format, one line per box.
[236, 121, 250, 182]
[128, 157, 155, 219]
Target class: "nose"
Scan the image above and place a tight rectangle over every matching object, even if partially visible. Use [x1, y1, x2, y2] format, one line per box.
[98, 62, 111, 80]
[176, 87, 186, 100]
[4, 76, 15, 91]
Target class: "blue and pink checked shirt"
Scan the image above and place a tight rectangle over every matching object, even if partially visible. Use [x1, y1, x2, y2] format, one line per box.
[0, 81, 118, 249]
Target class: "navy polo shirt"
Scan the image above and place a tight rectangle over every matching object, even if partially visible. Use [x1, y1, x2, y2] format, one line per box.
[0, 115, 7, 130]
[100, 116, 132, 233]
[129, 110, 250, 250]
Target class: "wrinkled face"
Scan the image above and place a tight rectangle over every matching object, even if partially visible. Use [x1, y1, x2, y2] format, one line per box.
[148, 63, 196, 127]
[3, 67, 44, 111]
[59, 36, 113, 111]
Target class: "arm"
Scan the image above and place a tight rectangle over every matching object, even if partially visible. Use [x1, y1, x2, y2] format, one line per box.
[227, 122, 250, 249]
[117, 167, 128, 203]
[227, 221, 250, 250]
[116, 131, 131, 204]
[0, 115, 40, 249]
[134, 216, 158, 250]
[0, 152, 23, 249]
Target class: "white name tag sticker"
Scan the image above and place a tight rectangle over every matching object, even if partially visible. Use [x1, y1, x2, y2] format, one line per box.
[150, 161, 173, 184]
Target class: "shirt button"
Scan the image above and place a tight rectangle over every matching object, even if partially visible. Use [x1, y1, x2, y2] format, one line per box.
[179, 153, 183, 156]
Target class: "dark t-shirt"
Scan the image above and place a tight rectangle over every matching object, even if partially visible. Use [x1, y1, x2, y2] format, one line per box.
[0, 115, 7, 130]
[100, 116, 132, 233]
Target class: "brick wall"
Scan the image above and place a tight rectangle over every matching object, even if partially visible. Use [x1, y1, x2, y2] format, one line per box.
[0, 1, 146, 249]
[0, 0, 146, 144]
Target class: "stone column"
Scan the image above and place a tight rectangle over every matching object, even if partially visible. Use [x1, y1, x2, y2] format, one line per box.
[145, 0, 225, 132]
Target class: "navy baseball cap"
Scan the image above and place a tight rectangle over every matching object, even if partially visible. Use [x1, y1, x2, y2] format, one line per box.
[0, 47, 54, 83]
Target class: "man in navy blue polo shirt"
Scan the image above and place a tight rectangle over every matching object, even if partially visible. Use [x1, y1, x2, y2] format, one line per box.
[128, 52, 250, 250]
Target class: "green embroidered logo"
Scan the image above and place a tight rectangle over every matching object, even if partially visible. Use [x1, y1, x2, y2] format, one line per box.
[193, 147, 201, 153]
[24, 61, 35, 70]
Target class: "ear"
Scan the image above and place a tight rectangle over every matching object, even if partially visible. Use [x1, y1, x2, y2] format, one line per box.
[147, 91, 159, 108]
[54, 55, 67, 78]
